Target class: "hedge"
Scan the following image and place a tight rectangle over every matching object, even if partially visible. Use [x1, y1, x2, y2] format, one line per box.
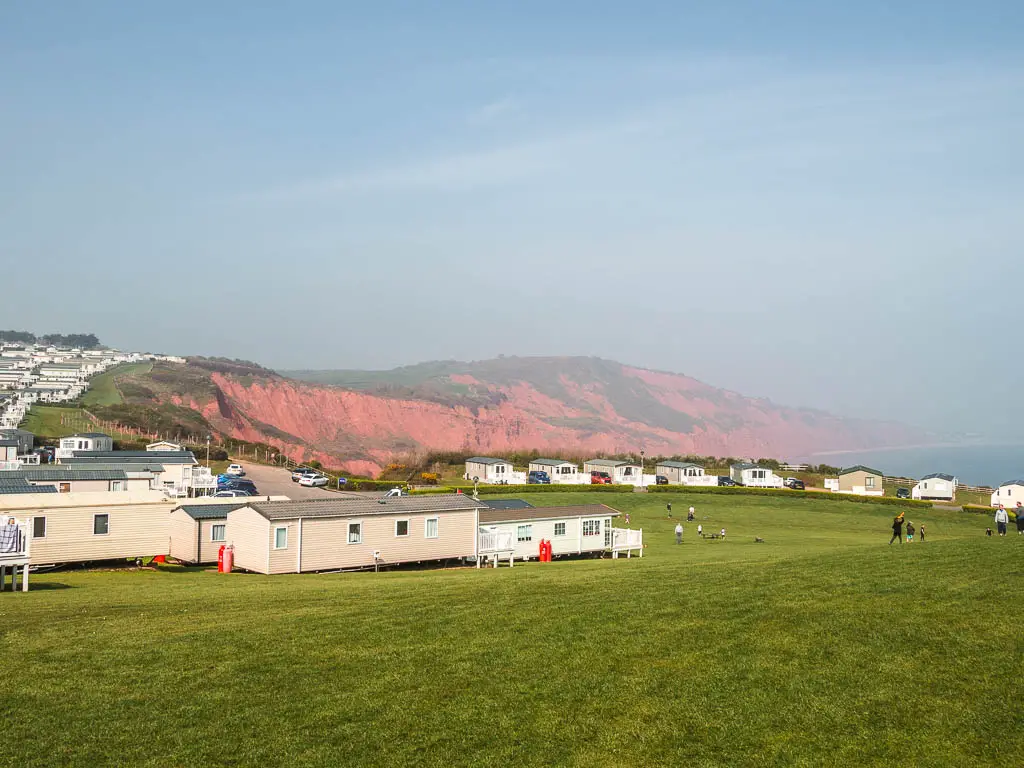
[641, 485, 933, 508]
[340, 479, 409, 492]
[963, 503, 1015, 521]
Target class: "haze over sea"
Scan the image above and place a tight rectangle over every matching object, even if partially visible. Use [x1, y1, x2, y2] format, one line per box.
[808, 443, 1024, 488]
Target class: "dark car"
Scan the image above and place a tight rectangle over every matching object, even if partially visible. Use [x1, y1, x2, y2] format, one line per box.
[527, 470, 551, 484]
[784, 478, 806, 490]
[718, 476, 738, 487]
[896, 488, 910, 499]
[221, 479, 258, 494]
[655, 475, 669, 485]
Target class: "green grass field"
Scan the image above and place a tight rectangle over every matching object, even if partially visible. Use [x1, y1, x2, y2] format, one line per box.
[80, 361, 154, 407]
[2, 493, 1020, 767]
[18, 405, 95, 438]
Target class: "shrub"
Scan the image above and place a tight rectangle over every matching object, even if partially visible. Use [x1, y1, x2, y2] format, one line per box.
[343, 479, 409, 492]
[646, 485, 931, 508]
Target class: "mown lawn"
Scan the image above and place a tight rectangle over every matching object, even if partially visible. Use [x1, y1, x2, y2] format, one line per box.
[18, 405, 95, 438]
[80, 361, 154, 407]
[1, 493, 1020, 767]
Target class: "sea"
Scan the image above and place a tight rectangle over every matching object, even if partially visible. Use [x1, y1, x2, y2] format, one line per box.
[806, 444, 1024, 488]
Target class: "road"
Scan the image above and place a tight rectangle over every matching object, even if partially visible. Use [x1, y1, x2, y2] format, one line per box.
[237, 462, 339, 500]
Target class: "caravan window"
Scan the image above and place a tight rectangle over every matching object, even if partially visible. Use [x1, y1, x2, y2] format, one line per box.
[347, 522, 362, 544]
[517, 525, 532, 542]
[582, 520, 601, 536]
[93, 514, 109, 535]
[554, 522, 566, 537]
[33, 517, 46, 538]
[273, 527, 288, 549]
[425, 518, 439, 539]
[211, 525, 226, 542]
[395, 520, 409, 537]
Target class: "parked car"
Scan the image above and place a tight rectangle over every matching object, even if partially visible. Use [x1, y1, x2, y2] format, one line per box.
[226, 464, 245, 476]
[221, 479, 258, 494]
[298, 473, 329, 488]
[213, 489, 253, 498]
[527, 470, 551, 484]
[655, 475, 669, 485]
[896, 488, 910, 499]
[784, 478, 806, 490]
[291, 468, 318, 482]
[590, 471, 612, 485]
[717, 476, 738, 487]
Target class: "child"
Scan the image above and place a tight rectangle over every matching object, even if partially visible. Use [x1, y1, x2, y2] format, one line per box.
[687, 506, 695, 521]
[906, 521, 914, 542]
[919, 523, 925, 542]
[667, 502, 672, 518]
[720, 528, 726, 539]
[986, 527, 993, 537]
[697, 524, 703, 538]
[624, 512, 631, 525]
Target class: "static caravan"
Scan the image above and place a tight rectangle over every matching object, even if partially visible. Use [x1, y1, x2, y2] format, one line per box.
[912, 473, 957, 502]
[0, 428, 34, 455]
[991, 480, 1024, 507]
[837, 466, 884, 496]
[527, 458, 581, 484]
[730, 463, 784, 488]
[56, 432, 113, 459]
[169, 502, 245, 564]
[465, 457, 513, 484]
[147, 441, 183, 452]
[226, 495, 484, 574]
[656, 461, 717, 486]
[64, 451, 203, 494]
[0, 490, 175, 565]
[583, 459, 641, 485]
[478, 503, 620, 561]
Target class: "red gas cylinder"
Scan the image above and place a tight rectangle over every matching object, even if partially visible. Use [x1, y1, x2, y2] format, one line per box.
[546, 540, 553, 561]
[217, 544, 226, 573]
[153, 555, 166, 564]
[223, 545, 234, 574]
[456, 488, 462, 494]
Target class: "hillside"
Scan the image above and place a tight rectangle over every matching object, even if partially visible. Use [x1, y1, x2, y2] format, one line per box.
[90, 356, 931, 476]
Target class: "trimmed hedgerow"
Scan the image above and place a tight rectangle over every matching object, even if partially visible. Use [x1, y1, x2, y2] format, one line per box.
[646, 485, 932, 508]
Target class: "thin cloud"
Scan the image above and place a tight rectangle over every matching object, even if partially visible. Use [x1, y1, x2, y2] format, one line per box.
[467, 97, 520, 125]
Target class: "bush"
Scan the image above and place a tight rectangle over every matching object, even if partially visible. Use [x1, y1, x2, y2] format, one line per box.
[343, 479, 409, 492]
[962, 503, 1014, 521]
[473, 484, 632, 495]
[646, 485, 932, 508]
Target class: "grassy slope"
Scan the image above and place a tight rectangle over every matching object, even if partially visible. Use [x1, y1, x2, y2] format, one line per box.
[19, 406, 95, 438]
[80, 361, 154, 407]
[2, 494, 1021, 767]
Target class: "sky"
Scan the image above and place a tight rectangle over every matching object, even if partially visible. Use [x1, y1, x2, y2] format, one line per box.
[2, 1, 1022, 438]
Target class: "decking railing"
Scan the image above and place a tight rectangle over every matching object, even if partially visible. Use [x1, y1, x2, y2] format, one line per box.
[610, 527, 643, 558]
[0, 518, 31, 591]
[478, 529, 516, 553]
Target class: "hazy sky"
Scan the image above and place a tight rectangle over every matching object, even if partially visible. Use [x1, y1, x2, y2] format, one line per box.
[2, 1, 1022, 436]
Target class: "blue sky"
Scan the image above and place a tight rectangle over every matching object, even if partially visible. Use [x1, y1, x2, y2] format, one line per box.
[2, 1, 1022, 436]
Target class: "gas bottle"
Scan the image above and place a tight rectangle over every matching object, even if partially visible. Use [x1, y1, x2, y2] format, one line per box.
[217, 544, 226, 573]
[223, 545, 234, 574]
[538, 539, 545, 561]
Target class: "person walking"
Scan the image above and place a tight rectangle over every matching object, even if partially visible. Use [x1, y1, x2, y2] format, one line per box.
[906, 521, 915, 543]
[919, 523, 926, 542]
[994, 505, 1009, 537]
[687, 506, 695, 521]
[675, 522, 683, 544]
[697, 524, 703, 538]
[1016, 502, 1024, 535]
[889, 512, 905, 545]
[667, 502, 673, 518]
[624, 511, 631, 525]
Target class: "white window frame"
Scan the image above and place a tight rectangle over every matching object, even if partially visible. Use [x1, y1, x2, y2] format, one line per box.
[517, 524, 533, 542]
[425, 517, 439, 539]
[111, 480, 125, 492]
[347, 521, 363, 545]
[33, 516, 46, 539]
[582, 519, 601, 536]
[554, 522, 566, 537]
[273, 526, 288, 550]
[93, 513, 110, 536]
[395, 519, 410, 537]
[865, 476, 876, 488]
[210, 524, 226, 542]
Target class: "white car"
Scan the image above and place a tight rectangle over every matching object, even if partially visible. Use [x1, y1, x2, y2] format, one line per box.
[226, 464, 245, 476]
[298, 473, 329, 488]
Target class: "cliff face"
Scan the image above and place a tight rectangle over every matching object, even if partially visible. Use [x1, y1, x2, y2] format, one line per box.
[181, 357, 929, 475]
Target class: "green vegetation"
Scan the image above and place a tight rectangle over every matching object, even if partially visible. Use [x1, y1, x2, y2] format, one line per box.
[80, 362, 154, 407]
[19, 405, 95, 439]
[3, 493, 1019, 766]
[0, 330, 100, 348]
